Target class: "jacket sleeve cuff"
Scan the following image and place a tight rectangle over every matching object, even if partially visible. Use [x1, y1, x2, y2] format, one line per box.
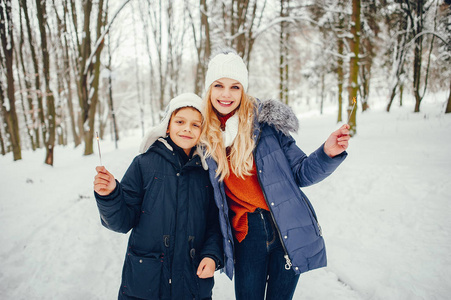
[201, 254, 223, 270]
[94, 180, 121, 204]
[318, 143, 347, 162]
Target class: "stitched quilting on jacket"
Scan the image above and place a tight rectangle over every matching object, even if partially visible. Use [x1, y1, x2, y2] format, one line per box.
[95, 139, 223, 300]
[206, 99, 347, 279]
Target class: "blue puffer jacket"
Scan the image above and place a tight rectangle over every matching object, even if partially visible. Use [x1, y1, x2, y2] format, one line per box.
[206, 100, 347, 279]
[95, 139, 223, 300]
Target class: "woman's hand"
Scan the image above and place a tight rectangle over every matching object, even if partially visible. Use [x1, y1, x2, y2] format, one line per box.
[324, 124, 350, 158]
[94, 166, 116, 196]
[197, 257, 216, 278]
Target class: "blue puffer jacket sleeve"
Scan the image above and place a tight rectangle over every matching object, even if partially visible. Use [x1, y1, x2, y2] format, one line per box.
[276, 133, 347, 187]
[95, 156, 144, 234]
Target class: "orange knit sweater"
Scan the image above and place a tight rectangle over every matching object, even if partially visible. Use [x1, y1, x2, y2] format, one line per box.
[224, 160, 269, 242]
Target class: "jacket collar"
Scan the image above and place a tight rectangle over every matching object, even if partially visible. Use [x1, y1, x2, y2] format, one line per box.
[151, 138, 208, 171]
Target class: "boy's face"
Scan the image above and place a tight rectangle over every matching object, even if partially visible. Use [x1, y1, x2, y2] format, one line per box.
[167, 107, 202, 155]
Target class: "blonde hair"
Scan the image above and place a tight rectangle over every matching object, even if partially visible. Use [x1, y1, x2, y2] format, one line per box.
[200, 87, 257, 181]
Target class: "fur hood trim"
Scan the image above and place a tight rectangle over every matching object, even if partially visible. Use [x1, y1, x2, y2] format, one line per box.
[257, 99, 299, 135]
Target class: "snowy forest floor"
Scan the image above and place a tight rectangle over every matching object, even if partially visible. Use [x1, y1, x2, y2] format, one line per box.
[1, 100, 450, 300]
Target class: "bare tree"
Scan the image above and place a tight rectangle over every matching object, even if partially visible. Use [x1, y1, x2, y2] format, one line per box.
[307, 0, 349, 122]
[20, 0, 44, 148]
[384, 4, 409, 112]
[105, 30, 119, 147]
[35, 0, 57, 165]
[83, 0, 106, 155]
[279, 0, 289, 105]
[187, 0, 212, 94]
[336, 8, 346, 123]
[14, 46, 36, 151]
[358, 0, 381, 112]
[0, 0, 22, 160]
[400, 0, 444, 112]
[0, 100, 5, 155]
[17, 6, 37, 150]
[131, 3, 145, 137]
[347, 0, 361, 136]
[54, 0, 81, 147]
[219, 0, 268, 66]
[444, 0, 451, 113]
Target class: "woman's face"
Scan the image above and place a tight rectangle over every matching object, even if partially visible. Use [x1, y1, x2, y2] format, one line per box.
[210, 78, 243, 116]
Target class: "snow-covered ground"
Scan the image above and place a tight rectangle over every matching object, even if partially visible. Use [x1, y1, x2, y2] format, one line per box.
[1, 99, 450, 299]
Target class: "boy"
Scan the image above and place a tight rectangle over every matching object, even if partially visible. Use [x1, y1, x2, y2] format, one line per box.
[94, 93, 223, 300]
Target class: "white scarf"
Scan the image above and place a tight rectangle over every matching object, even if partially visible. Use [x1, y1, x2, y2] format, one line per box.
[222, 113, 239, 148]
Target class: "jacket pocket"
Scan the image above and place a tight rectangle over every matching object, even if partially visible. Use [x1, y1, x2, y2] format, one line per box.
[299, 195, 322, 236]
[122, 252, 162, 299]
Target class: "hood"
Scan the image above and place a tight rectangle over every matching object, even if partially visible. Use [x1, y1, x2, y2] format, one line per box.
[149, 138, 209, 171]
[257, 99, 299, 135]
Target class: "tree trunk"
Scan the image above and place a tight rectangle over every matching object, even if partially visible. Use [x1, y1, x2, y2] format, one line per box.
[186, 0, 212, 94]
[413, 34, 422, 113]
[409, 0, 424, 113]
[320, 73, 325, 115]
[131, 4, 144, 137]
[18, 6, 37, 150]
[279, 0, 289, 105]
[83, 0, 105, 156]
[386, 84, 398, 112]
[445, 81, 451, 114]
[59, 0, 81, 147]
[78, 0, 92, 147]
[0, 0, 22, 160]
[0, 110, 5, 155]
[347, 0, 361, 136]
[14, 47, 36, 151]
[21, 0, 43, 148]
[0, 83, 10, 155]
[36, 0, 57, 165]
[106, 31, 119, 148]
[336, 16, 344, 123]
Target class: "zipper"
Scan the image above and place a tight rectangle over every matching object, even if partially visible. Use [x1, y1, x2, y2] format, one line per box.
[300, 195, 322, 236]
[219, 180, 235, 256]
[253, 130, 292, 270]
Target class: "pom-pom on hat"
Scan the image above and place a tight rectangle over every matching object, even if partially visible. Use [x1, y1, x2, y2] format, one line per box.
[139, 93, 203, 153]
[205, 49, 248, 92]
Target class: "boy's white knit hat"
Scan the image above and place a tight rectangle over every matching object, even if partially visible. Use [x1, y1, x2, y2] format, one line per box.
[205, 50, 248, 92]
[139, 93, 203, 153]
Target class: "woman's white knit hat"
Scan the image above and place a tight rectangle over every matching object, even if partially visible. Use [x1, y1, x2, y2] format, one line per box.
[205, 50, 248, 92]
[139, 93, 203, 153]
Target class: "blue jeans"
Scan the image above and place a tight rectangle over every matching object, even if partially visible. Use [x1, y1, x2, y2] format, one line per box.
[234, 208, 300, 300]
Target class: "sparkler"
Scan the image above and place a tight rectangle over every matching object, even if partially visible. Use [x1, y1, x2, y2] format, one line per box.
[347, 97, 357, 124]
[96, 132, 102, 166]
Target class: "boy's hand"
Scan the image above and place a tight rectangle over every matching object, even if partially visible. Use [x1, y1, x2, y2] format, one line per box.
[94, 166, 116, 196]
[197, 257, 216, 278]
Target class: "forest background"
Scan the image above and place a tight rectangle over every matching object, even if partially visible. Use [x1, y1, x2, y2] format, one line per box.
[0, 0, 450, 165]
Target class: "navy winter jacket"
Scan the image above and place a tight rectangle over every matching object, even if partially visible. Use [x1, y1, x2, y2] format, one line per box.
[95, 139, 223, 300]
[206, 100, 347, 279]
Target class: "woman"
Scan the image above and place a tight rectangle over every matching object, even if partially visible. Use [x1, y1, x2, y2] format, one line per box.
[200, 49, 350, 300]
